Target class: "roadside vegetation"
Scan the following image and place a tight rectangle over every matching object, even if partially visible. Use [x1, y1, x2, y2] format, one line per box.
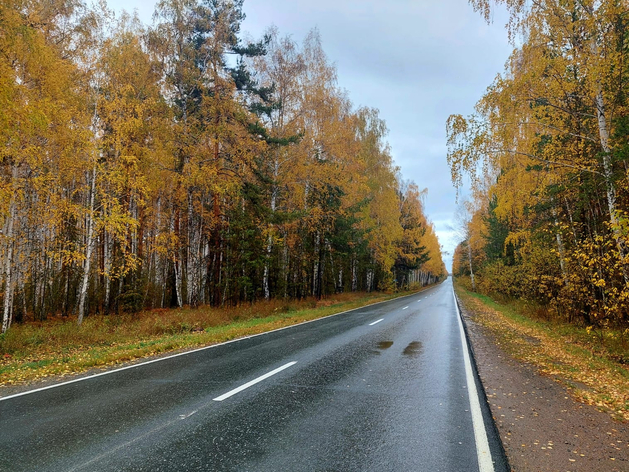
[0, 0, 445, 337]
[449, 0, 629, 424]
[0, 287, 428, 388]
[456, 280, 629, 421]
[448, 1, 629, 329]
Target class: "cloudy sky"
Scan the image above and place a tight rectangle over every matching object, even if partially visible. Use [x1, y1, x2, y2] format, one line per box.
[108, 0, 513, 270]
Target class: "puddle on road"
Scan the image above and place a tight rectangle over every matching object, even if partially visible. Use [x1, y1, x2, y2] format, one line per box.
[402, 341, 423, 356]
[377, 341, 394, 350]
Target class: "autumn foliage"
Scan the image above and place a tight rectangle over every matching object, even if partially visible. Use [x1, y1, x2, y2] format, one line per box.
[450, 0, 629, 326]
[0, 0, 445, 332]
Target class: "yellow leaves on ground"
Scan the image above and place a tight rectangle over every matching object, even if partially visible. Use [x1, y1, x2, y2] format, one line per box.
[458, 287, 629, 421]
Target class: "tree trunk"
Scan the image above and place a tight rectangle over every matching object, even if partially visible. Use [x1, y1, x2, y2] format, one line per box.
[263, 159, 279, 300]
[282, 233, 289, 299]
[171, 211, 183, 307]
[2, 195, 17, 333]
[593, 64, 629, 285]
[186, 191, 200, 307]
[78, 166, 97, 326]
[103, 226, 111, 312]
[467, 239, 476, 291]
[351, 256, 358, 292]
[174, 258, 183, 308]
[338, 268, 343, 293]
[263, 233, 272, 300]
[551, 202, 568, 285]
[312, 231, 320, 297]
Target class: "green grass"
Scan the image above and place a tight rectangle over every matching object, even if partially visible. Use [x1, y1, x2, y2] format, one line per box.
[0, 287, 431, 387]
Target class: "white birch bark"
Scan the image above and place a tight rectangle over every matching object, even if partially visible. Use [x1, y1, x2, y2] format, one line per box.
[594, 89, 629, 284]
[467, 239, 476, 291]
[338, 268, 343, 293]
[263, 158, 279, 300]
[552, 205, 568, 285]
[186, 191, 200, 307]
[263, 234, 272, 300]
[312, 231, 320, 297]
[588, 32, 629, 284]
[2, 195, 17, 333]
[282, 236, 289, 299]
[366, 269, 374, 292]
[154, 196, 163, 306]
[174, 256, 183, 307]
[103, 223, 111, 311]
[351, 257, 357, 292]
[78, 165, 97, 325]
[168, 209, 183, 307]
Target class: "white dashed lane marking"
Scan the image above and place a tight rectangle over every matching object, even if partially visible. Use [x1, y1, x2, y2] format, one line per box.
[213, 362, 297, 402]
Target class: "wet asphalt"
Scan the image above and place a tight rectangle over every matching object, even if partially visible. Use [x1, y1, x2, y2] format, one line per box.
[0, 277, 508, 471]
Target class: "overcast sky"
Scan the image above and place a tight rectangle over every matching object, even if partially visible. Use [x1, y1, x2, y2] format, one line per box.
[107, 0, 513, 270]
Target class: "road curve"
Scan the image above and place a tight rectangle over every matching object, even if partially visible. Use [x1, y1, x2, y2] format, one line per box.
[0, 277, 507, 471]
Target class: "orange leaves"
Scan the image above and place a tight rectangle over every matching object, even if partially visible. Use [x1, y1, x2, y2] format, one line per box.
[449, 0, 629, 323]
[0, 0, 449, 328]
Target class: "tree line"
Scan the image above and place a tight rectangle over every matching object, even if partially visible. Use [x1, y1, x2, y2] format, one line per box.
[449, 0, 629, 326]
[0, 0, 445, 332]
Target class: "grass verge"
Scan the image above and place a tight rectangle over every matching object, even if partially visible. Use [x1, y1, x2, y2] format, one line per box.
[455, 283, 629, 421]
[0, 287, 428, 388]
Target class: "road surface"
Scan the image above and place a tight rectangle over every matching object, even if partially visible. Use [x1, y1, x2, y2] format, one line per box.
[0, 277, 507, 471]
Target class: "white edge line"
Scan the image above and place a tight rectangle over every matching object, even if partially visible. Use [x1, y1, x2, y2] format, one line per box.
[368, 319, 384, 326]
[213, 361, 297, 402]
[453, 288, 494, 472]
[0, 283, 446, 403]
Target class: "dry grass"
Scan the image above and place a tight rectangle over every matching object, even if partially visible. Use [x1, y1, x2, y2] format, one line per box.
[0, 290, 420, 388]
[456, 284, 629, 421]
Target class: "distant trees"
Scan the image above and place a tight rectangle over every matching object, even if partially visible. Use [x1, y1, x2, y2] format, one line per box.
[449, 0, 629, 325]
[0, 0, 444, 332]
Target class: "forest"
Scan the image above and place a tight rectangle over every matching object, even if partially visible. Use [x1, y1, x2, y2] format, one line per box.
[449, 0, 629, 326]
[0, 0, 445, 333]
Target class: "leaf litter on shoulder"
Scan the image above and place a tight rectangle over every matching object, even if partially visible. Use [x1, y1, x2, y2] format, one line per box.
[457, 288, 629, 421]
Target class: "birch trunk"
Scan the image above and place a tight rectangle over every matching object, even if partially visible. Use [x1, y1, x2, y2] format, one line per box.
[155, 196, 164, 307]
[552, 205, 568, 285]
[263, 159, 279, 300]
[263, 234, 272, 300]
[103, 226, 111, 311]
[592, 44, 629, 284]
[467, 240, 476, 291]
[282, 233, 289, 299]
[170, 212, 183, 307]
[186, 191, 200, 307]
[174, 259, 183, 307]
[351, 257, 358, 292]
[338, 268, 343, 293]
[2, 196, 17, 333]
[78, 166, 97, 326]
[366, 269, 374, 292]
[312, 231, 320, 297]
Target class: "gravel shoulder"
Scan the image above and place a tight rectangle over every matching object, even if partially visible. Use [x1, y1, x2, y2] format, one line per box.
[458, 294, 629, 472]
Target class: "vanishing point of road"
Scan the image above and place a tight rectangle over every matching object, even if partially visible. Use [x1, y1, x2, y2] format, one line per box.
[0, 277, 508, 471]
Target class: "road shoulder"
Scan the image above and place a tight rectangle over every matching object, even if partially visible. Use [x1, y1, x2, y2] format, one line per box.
[457, 292, 629, 472]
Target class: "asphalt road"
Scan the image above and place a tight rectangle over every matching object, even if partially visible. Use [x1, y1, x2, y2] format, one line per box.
[0, 277, 507, 471]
